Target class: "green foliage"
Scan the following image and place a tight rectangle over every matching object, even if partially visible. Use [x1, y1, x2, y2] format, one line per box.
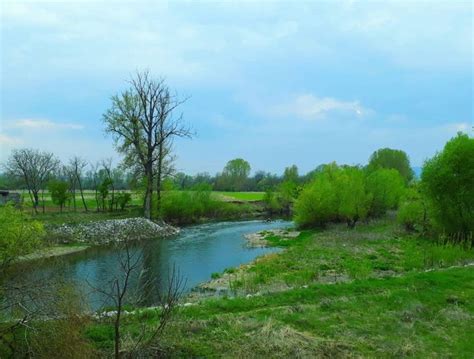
[421, 133, 474, 241]
[294, 164, 339, 228]
[366, 168, 405, 217]
[397, 186, 427, 232]
[367, 148, 414, 184]
[48, 179, 70, 211]
[0, 204, 43, 268]
[294, 164, 371, 228]
[338, 166, 372, 228]
[160, 186, 252, 224]
[98, 177, 113, 210]
[216, 158, 251, 191]
[263, 189, 282, 214]
[115, 192, 132, 210]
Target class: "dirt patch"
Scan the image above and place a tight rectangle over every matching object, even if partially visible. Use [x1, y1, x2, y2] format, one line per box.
[245, 229, 300, 248]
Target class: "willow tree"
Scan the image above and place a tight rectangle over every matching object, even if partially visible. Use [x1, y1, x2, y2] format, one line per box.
[103, 71, 191, 219]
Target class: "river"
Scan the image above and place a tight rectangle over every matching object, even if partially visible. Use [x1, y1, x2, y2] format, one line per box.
[6, 220, 292, 311]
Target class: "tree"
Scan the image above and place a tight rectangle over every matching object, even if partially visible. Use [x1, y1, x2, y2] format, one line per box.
[91, 242, 184, 358]
[338, 167, 371, 228]
[277, 165, 300, 214]
[294, 163, 340, 228]
[397, 186, 428, 232]
[365, 168, 405, 217]
[295, 164, 372, 228]
[421, 133, 474, 242]
[217, 158, 251, 191]
[48, 180, 70, 212]
[367, 148, 414, 184]
[283, 164, 299, 184]
[103, 71, 192, 219]
[69, 156, 89, 212]
[5, 149, 59, 213]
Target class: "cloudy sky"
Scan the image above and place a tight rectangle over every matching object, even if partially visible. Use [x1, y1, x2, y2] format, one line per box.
[1, 0, 472, 175]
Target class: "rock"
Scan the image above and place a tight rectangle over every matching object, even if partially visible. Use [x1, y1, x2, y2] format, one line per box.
[49, 217, 179, 244]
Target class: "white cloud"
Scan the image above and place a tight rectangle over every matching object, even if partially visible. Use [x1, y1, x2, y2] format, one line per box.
[269, 94, 372, 120]
[0, 133, 22, 145]
[8, 119, 84, 130]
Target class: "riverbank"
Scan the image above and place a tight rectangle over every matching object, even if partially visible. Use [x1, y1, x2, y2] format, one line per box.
[86, 217, 474, 357]
[48, 217, 179, 244]
[4, 218, 473, 357]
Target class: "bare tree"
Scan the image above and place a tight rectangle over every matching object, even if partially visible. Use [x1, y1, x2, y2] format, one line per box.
[103, 70, 192, 219]
[88, 162, 99, 211]
[5, 149, 59, 213]
[90, 242, 184, 358]
[70, 156, 89, 212]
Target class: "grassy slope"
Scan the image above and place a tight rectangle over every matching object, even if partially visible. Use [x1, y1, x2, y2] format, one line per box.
[87, 219, 474, 357]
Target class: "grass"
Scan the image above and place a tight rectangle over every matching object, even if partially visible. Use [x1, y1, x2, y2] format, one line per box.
[215, 191, 265, 202]
[82, 218, 474, 357]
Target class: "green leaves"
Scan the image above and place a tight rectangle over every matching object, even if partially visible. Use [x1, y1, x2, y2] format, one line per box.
[0, 205, 43, 268]
[367, 148, 414, 184]
[421, 132, 474, 240]
[294, 164, 372, 228]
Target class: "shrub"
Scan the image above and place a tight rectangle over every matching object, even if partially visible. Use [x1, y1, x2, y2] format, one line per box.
[366, 168, 405, 217]
[397, 187, 427, 232]
[294, 163, 371, 228]
[0, 204, 43, 268]
[115, 192, 132, 210]
[48, 179, 70, 212]
[160, 184, 251, 224]
[421, 133, 474, 242]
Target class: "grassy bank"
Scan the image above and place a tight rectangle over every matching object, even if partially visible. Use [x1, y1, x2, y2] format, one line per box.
[81, 218, 474, 357]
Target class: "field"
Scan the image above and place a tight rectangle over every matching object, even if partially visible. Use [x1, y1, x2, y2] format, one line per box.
[86, 218, 474, 357]
[14, 190, 264, 213]
[214, 191, 265, 202]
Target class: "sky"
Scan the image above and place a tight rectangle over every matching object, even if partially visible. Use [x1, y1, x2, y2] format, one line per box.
[0, 0, 472, 175]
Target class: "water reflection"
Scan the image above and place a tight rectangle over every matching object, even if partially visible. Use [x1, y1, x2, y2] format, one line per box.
[7, 220, 292, 311]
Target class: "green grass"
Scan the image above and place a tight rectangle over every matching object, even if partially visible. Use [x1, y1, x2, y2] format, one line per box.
[214, 191, 265, 202]
[84, 267, 474, 358]
[82, 218, 474, 357]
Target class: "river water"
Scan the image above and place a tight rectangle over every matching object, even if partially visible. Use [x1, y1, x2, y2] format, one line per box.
[7, 220, 292, 311]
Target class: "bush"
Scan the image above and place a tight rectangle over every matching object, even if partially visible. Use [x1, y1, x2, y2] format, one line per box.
[397, 187, 427, 232]
[0, 204, 43, 268]
[48, 179, 70, 212]
[294, 163, 371, 228]
[159, 185, 252, 224]
[366, 168, 405, 217]
[421, 133, 474, 242]
[115, 192, 132, 210]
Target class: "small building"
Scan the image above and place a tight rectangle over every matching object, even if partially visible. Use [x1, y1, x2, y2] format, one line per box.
[0, 190, 21, 206]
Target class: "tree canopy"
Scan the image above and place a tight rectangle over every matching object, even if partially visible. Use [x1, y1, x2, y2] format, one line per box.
[421, 132, 474, 240]
[367, 148, 413, 184]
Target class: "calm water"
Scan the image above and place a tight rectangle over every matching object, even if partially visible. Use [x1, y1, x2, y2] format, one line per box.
[7, 220, 292, 311]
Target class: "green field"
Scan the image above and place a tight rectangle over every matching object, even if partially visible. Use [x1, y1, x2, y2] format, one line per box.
[214, 191, 265, 202]
[85, 218, 474, 357]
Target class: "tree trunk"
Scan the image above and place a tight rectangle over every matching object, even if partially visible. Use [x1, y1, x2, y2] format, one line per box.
[156, 141, 163, 217]
[33, 191, 39, 213]
[77, 177, 88, 212]
[143, 166, 153, 219]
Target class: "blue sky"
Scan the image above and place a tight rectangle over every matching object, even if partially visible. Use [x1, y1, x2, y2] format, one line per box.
[1, 0, 472, 175]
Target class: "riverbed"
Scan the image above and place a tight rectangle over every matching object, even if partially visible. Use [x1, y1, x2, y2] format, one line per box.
[6, 220, 292, 311]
